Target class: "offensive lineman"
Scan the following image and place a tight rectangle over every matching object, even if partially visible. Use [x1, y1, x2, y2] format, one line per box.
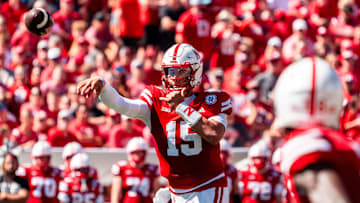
[77, 43, 232, 202]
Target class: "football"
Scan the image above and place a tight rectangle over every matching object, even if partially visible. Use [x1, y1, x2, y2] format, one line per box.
[24, 8, 54, 36]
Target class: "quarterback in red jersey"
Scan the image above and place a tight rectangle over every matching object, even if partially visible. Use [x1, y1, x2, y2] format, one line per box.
[58, 153, 103, 203]
[111, 137, 161, 203]
[273, 57, 360, 203]
[77, 43, 232, 202]
[16, 141, 63, 203]
[220, 139, 241, 203]
[238, 141, 283, 203]
[59, 142, 98, 180]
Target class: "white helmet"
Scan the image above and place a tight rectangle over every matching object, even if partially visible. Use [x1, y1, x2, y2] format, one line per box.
[273, 57, 343, 129]
[219, 139, 231, 153]
[248, 141, 271, 159]
[62, 142, 83, 160]
[31, 141, 51, 157]
[161, 43, 203, 91]
[126, 137, 148, 154]
[70, 153, 90, 170]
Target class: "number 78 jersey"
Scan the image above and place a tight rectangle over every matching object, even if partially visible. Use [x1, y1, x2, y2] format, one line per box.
[140, 86, 232, 192]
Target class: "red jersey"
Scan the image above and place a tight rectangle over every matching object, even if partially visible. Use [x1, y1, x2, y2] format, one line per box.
[111, 161, 159, 203]
[280, 127, 360, 203]
[16, 164, 63, 203]
[58, 176, 103, 203]
[238, 166, 283, 203]
[176, 10, 214, 60]
[118, 0, 144, 38]
[139, 86, 232, 193]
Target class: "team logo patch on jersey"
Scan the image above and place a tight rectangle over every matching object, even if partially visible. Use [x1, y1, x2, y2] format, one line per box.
[205, 95, 217, 105]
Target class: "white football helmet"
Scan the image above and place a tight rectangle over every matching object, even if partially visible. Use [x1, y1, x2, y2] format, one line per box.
[219, 139, 231, 153]
[161, 43, 203, 91]
[126, 137, 148, 154]
[62, 142, 83, 160]
[273, 57, 343, 129]
[248, 141, 271, 159]
[31, 141, 51, 157]
[70, 153, 90, 170]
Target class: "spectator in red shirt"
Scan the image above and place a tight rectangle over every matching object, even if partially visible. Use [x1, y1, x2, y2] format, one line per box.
[40, 47, 63, 83]
[329, 0, 360, 39]
[210, 10, 241, 70]
[282, 18, 315, 64]
[85, 12, 114, 51]
[29, 66, 41, 88]
[40, 65, 68, 95]
[52, 0, 81, 42]
[176, 0, 214, 65]
[99, 108, 121, 145]
[108, 115, 144, 148]
[20, 86, 45, 117]
[48, 109, 78, 147]
[126, 59, 148, 98]
[44, 90, 59, 128]
[32, 110, 49, 141]
[8, 65, 30, 115]
[0, 0, 28, 35]
[204, 68, 224, 91]
[309, 0, 338, 27]
[33, 40, 49, 69]
[9, 109, 37, 149]
[68, 104, 103, 147]
[257, 36, 283, 71]
[112, 0, 144, 48]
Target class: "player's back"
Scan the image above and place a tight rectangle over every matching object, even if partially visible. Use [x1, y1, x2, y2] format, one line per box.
[280, 126, 360, 203]
[140, 86, 232, 192]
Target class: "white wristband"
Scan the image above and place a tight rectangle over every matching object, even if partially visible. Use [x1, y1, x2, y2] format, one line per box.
[175, 103, 202, 127]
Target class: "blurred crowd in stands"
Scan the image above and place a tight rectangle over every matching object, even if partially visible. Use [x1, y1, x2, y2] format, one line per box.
[0, 0, 359, 149]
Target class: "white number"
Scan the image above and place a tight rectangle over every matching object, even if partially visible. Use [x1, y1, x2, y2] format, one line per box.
[248, 181, 272, 201]
[31, 177, 57, 198]
[166, 121, 202, 156]
[72, 192, 95, 203]
[126, 177, 150, 197]
[196, 20, 210, 37]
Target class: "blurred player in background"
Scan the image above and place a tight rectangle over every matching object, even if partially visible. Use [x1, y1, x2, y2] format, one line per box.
[78, 43, 232, 202]
[238, 141, 283, 203]
[219, 139, 241, 203]
[16, 141, 63, 203]
[60, 141, 98, 180]
[273, 57, 360, 203]
[58, 153, 103, 203]
[111, 137, 161, 203]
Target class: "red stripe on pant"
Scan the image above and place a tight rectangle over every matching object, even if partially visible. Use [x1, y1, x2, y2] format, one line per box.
[214, 187, 224, 203]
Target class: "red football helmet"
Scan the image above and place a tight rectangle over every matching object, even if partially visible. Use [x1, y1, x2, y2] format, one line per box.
[161, 43, 203, 93]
